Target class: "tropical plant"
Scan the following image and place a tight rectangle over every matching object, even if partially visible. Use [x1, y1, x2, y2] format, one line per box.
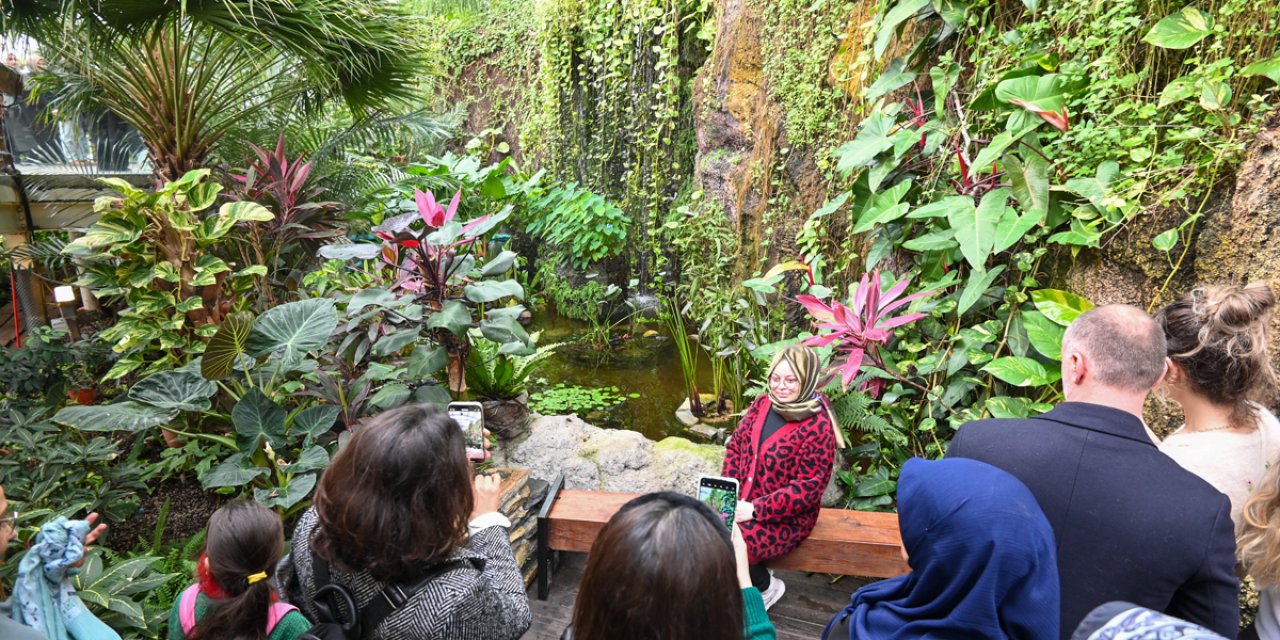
[72, 550, 176, 632]
[522, 178, 629, 270]
[324, 187, 528, 393]
[0, 327, 78, 406]
[227, 134, 341, 300]
[797, 271, 933, 390]
[16, 0, 428, 181]
[64, 170, 273, 379]
[528, 384, 631, 416]
[465, 331, 561, 400]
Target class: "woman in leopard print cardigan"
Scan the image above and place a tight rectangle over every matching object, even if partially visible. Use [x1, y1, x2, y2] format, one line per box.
[722, 345, 837, 604]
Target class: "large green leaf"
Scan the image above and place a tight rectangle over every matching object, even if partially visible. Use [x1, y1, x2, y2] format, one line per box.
[202, 312, 256, 381]
[371, 328, 421, 357]
[480, 315, 535, 354]
[834, 110, 897, 175]
[993, 197, 1045, 254]
[1143, 7, 1214, 50]
[907, 196, 974, 219]
[1031, 289, 1095, 326]
[995, 74, 1070, 129]
[874, 0, 930, 59]
[292, 405, 340, 446]
[53, 402, 177, 432]
[232, 390, 287, 452]
[901, 227, 957, 251]
[254, 473, 318, 510]
[201, 457, 268, 489]
[853, 182, 912, 234]
[464, 280, 525, 304]
[956, 265, 1007, 316]
[949, 189, 1001, 269]
[972, 123, 1039, 173]
[370, 382, 411, 409]
[427, 301, 473, 336]
[986, 396, 1038, 419]
[348, 287, 398, 311]
[1022, 309, 1066, 360]
[199, 201, 274, 241]
[1242, 54, 1280, 84]
[982, 356, 1059, 387]
[863, 57, 916, 102]
[128, 370, 217, 411]
[289, 446, 330, 474]
[408, 345, 448, 378]
[1005, 153, 1050, 215]
[246, 299, 338, 362]
[480, 251, 518, 277]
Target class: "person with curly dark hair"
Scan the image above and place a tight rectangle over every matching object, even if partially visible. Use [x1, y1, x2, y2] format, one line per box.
[278, 404, 530, 640]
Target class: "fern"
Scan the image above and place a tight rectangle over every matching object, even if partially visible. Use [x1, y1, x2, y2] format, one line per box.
[465, 332, 563, 399]
[825, 386, 908, 448]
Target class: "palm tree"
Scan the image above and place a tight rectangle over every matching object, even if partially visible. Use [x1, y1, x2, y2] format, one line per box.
[5, 0, 428, 182]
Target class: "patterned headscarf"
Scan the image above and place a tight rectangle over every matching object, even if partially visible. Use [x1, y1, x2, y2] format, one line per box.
[1071, 603, 1225, 640]
[767, 345, 823, 422]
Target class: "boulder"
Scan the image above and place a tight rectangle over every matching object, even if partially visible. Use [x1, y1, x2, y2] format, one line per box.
[510, 414, 724, 495]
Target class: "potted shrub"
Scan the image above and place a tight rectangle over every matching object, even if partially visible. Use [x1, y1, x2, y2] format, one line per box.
[464, 332, 561, 441]
[64, 339, 114, 405]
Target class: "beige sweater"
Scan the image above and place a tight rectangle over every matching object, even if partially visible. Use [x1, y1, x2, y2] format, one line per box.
[1158, 403, 1280, 528]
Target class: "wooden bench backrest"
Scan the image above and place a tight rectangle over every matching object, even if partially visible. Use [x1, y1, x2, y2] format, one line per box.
[544, 489, 909, 578]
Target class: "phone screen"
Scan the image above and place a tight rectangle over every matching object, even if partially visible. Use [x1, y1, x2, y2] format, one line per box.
[447, 404, 485, 454]
[698, 477, 739, 529]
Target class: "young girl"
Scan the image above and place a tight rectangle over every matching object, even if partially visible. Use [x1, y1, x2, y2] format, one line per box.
[169, 500, 311, 640]
[1238, 461, 1280, 639]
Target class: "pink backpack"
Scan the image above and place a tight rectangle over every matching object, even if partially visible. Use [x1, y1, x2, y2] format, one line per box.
[178, 584, 300, 637]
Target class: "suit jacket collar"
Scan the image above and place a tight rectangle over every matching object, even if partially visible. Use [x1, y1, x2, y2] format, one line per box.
[1035, 401, 1154, 447]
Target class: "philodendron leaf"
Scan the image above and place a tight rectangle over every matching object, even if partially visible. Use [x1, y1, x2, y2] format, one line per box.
[464, 279, 525, 304]
[1022, 309, 1066, 360]
[956, 265, 1007, 317]
[254, 473, 318, 510]
[317, 244, 381, 261]
[1242, 54, 1280, 84]
[287, 446, 330, 474]
[292, 405, 340, 446]
[427, 301, 473, 337]
[1030, 289, 1095, 326]
[874, 0, 930, 59]
[232, 389, 287, 452]
[480, 251, 518, 277]
[246, 298, 339, 363]
[949, 189, 1001, 269]
[982, 356, 1059, 387]
[408, 345, 448, 378]
[370, 382, 411, 409]
[1152, 228, 1179, 252]
[834, 109, 897, 175]
[53, 402, 177, 432]
[202, 312, 256, 381]
[201, 457, 267, 489]
[129, 370, 218, 411]
[1143, 6, 1214, 50]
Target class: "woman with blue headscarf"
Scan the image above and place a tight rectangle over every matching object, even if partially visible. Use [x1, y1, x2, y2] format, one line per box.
[825, 457, 1060, 640]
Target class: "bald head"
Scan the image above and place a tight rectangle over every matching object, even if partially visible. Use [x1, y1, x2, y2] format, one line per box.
[1062, 304, 1167, 393]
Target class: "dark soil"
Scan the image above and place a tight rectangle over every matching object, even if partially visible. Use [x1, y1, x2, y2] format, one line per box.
[104, 477, 228, 553]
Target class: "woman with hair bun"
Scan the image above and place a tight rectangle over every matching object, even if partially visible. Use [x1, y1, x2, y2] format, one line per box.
[1156, 281, 1280, 527]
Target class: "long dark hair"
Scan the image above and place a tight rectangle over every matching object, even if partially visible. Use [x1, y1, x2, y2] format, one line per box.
[192, 500, 284, 640]
[312, 403, 474, 584]
[571, 492, 743, 640]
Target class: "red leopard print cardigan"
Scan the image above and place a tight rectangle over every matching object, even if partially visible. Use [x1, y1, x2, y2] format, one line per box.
[722, 394, 836, 563]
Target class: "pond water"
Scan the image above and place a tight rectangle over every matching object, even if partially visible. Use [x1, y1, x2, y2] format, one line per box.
[526, 310, 723, 441]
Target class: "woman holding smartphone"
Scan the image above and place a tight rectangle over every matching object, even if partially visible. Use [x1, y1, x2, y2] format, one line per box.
[567, 492, 776, 640]
[723, 344, 837, 609]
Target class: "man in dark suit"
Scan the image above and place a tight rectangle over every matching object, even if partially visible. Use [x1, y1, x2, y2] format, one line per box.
[948, 304, 1238, 638]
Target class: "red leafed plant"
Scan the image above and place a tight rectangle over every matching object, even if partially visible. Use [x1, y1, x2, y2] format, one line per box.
[797, 271, 932, 390]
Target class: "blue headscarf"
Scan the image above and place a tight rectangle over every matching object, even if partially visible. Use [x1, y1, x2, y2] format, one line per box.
[827, 457, 1060, 639]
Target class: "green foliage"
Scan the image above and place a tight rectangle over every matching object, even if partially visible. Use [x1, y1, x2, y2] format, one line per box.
[523, 178, 629, 270]
[529, 0, 715, 284]
[529, 383, 629, 415]
[65, 171, 273, 379]
[0, 328, 112, 407]
[73, 550, 177, 633]
[465, 331, 562, 399]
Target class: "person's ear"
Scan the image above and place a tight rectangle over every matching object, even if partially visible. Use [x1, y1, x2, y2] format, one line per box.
[1065, 351, 1087, 386]
[1156, 357, 1174, 388]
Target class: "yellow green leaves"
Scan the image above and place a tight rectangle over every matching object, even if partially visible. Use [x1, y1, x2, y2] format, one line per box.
[1143, 6, 1214, 50]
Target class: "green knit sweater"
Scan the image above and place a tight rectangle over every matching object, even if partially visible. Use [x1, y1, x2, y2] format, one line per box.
[742, 587, 778, 640]
[166, 587, 312, 640]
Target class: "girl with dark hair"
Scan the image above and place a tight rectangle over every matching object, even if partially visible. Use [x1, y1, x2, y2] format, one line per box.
[723, 344, 838, 608]
[1156, 281, 1280, 527]
[169, 500, 311, 640]
[568, 492, 776, 640]
[825, 458, 1059, 639]
[279, 403, 530, 640]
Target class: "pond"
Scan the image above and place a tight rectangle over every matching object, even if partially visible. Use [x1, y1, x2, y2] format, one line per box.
[524, 309, 726, 441]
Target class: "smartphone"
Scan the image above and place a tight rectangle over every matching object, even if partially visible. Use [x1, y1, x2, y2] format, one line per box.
[697, 475, 740, 530]
[447, 402, 486, 459]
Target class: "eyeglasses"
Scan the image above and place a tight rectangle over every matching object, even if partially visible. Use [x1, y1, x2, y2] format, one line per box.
[769, 375, 800, 386]
[0, 506, 16, 529]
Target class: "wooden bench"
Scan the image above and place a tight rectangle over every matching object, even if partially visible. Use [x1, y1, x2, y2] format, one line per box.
[535, 475, 909, 599]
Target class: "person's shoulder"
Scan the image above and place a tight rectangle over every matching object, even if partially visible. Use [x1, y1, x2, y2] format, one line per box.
[955, 416, 1043, 438]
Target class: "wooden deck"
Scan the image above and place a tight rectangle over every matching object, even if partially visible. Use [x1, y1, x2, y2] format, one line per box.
[523, 552, 873, 639]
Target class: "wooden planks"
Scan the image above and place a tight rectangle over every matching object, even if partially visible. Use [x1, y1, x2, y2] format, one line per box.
[543, 489, 909, 578]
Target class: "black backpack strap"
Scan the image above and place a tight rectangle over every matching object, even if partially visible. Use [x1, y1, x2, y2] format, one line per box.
[358, 557, 486, 635]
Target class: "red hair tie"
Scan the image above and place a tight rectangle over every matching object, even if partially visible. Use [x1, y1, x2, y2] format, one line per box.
[197, 553, 229, 600]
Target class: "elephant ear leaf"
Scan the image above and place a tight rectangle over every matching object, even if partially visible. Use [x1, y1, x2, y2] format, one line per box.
[246, 299, 338, 364]
[203, 312, 256, 381]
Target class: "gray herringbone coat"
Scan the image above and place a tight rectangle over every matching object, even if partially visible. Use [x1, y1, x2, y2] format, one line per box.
[278, 508, 531, 640]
